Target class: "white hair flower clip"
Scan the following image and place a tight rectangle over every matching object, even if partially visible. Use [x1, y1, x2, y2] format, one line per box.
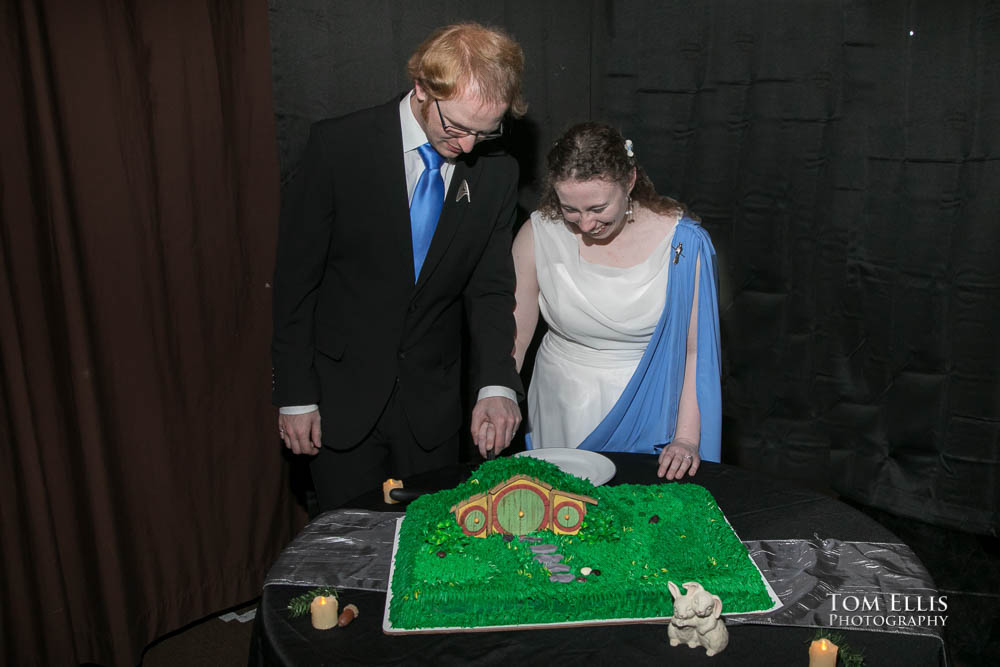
[625, 139, 634, 158]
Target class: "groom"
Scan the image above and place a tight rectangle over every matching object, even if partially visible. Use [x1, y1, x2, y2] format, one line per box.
[271, 23, 525, 510]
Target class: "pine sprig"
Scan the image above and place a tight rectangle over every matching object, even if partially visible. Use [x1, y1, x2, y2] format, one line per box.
[287, 586, 339, 618]
[810, 629, 865, 667]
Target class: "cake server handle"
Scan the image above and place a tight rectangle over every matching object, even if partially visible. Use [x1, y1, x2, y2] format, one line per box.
[388, 487, 428, 502]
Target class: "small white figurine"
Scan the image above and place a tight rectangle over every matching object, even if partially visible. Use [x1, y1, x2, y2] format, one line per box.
[667, 581, 729, 656]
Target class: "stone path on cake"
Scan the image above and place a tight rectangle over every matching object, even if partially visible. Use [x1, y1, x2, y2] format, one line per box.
[521, 536, 576, 583]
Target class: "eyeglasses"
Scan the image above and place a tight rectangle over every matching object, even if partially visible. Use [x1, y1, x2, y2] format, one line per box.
[434, 100, 504, 141]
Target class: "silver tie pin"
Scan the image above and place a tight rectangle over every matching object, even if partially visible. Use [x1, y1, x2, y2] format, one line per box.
[455, 179, 471, 203]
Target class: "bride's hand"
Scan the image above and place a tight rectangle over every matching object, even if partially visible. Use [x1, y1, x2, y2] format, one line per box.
[657, 441, 700, 480]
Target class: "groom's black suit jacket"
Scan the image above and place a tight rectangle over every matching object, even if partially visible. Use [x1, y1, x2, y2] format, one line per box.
[272, 95, 523, 449]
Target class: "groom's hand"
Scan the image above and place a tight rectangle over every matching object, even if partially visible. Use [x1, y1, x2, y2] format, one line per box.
[471, 396, 521, 459]
[279, 410, 322, 455]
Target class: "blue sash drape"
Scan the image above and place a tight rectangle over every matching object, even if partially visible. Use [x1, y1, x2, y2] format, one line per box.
[570, 218, 722, 461]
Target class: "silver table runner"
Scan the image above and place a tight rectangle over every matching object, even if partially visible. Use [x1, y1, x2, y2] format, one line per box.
[264, 510, 946, 651]
[264, 510, 403, 592]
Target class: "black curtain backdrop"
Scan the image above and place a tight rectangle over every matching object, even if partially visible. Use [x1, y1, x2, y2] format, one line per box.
[268, 0, 999, 535]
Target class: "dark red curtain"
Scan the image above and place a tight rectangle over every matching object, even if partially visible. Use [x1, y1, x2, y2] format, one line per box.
[0, 2, 304, 665]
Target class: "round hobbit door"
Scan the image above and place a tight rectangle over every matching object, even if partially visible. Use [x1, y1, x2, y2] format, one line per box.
[494, 486, 547, 535]
[554, 501, 582, 531]
[460, 507, 487, 536]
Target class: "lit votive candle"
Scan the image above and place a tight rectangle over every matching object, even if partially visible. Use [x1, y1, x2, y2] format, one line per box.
[383, 478, 403, 504]
[310, 595, 339, 630]
[808, 638, 838, 667]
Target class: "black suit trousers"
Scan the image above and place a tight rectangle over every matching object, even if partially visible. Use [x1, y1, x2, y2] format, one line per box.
[308, 382, 459, 511]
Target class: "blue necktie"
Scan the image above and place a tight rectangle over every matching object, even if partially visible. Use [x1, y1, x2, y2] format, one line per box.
[410, 143, 445, 281]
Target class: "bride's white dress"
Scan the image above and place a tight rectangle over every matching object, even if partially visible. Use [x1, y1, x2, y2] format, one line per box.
[526, 211, 677, 449]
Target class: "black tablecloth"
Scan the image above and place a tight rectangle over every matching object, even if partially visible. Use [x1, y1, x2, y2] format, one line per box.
[250, 454, 948, 666]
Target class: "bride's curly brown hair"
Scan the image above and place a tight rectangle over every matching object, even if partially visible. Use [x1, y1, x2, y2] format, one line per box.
[538, 122, 687, 220]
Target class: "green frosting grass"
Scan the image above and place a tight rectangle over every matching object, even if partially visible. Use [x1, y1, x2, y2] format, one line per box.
[388, 457, 773, 629]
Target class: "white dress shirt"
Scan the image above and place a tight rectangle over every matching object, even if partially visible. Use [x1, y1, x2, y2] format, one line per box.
[280, 92, 515, 416]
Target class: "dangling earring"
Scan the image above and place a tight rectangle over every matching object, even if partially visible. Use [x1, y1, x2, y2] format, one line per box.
[625, 195, 634, 223]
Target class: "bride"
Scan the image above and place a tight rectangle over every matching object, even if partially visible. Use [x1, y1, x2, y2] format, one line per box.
[512, 122, 722, 480]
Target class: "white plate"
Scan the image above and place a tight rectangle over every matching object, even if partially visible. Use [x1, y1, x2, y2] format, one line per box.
[514, 449, 616, 486]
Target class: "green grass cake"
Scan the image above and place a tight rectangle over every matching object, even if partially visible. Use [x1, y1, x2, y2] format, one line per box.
[386, 457, 776, 631]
